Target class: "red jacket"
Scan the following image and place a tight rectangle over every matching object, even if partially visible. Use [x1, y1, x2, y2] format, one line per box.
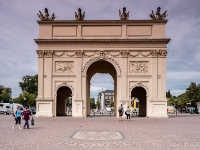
[23, 109, 31, 120]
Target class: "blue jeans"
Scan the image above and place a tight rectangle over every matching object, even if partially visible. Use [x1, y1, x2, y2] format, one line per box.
[24, 120, 29, 129]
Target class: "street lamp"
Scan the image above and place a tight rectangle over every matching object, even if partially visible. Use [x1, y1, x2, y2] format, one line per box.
[175, 99, 177, 116]
[24, 97, 26, 106]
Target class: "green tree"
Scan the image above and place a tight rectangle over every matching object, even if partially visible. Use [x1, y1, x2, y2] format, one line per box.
[0, 85, 12, 103]
[13, 91, 36, 106]
[167, 96, 176, 106]
[96, 99, 101, 109]
[176, 93, 188, 107]
[185, 82, 200, 111]
[17, 74, 38, 107]
[19, 74, 38, 95]
[90, 97, 96, 109]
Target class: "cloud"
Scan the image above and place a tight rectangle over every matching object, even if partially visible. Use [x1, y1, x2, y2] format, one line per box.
[0, 0, 199, 99]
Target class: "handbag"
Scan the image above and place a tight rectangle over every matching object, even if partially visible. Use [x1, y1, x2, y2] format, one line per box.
[31, 117, 34, 125]
[125, 111, 127, 115]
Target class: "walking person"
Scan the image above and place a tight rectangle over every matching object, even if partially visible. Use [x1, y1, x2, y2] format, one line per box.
[23, 106, 31, 129]
[13, 106, 22, 130]
[125, 106, 131, 120]
[118, 104, 124, 121]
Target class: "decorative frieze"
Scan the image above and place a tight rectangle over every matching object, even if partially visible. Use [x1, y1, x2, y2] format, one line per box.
[130, 61, 148, 73]
[36, 50, 168, 58]
[55, 61, 74, 72]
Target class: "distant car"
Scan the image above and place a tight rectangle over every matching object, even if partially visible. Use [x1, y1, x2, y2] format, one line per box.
[167, 106, 175, 114]
[29, 108, 36, 114]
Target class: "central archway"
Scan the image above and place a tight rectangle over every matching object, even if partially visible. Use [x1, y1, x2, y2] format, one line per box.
[86, 60, 117, 117]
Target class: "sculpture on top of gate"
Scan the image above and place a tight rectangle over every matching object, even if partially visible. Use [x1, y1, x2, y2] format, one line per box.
[37, 8, 56, 21]
[75, 8, 85, 20]
[149, 7, 167, 20]
[119, 7, 129, 20]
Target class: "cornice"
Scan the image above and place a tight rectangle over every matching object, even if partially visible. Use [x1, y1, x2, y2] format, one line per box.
[37, 20, 168, 25]
[34, 38, 171, 44]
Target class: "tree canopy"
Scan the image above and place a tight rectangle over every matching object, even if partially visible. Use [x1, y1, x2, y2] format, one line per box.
[0, 85, 12, 103]
[167, 82, 200, 112]
[14, 74, 38, 107]
[90, 97, 96, 109]
[19, 74, 38, 95]
[13, 91, 36, 106]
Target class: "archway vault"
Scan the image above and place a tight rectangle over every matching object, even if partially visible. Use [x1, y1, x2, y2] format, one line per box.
[82, 56, 121, 77]
[55, 81, 74, 96]
[130, 81, 149, 97]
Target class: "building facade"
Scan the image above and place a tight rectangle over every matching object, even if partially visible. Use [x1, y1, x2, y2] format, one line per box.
[98, 89, 114, 109]
[35, 19, 170, 118]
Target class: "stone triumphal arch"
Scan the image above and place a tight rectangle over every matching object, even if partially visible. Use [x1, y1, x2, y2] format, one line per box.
[35, 8, 170, 118]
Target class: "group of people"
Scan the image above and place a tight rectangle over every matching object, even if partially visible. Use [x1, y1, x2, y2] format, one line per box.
[12, 106, 32, 130]
[118, 104, 131, 121]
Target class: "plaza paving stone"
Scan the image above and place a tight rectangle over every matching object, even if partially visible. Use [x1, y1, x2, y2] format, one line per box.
[0, 114, 200, 150]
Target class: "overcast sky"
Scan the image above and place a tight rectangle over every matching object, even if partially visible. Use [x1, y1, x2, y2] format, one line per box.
[0, 0, 199, 100]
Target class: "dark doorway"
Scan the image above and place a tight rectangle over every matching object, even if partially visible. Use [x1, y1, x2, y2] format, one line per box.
[131, 87, 146, 117]
[56, 86, 72, 116]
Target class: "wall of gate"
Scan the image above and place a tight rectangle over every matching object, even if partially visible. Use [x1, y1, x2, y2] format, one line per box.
[35, 20, 170, 118]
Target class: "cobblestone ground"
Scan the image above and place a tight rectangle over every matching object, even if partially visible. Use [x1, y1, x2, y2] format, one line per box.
[1, 114, 200, 150]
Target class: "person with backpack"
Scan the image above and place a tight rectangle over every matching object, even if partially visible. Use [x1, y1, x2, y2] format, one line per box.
[118, 104, 124, 121]
[12, 106, 22, 130]
[22, 106, 32, 129]
[125, 106, 131, 120]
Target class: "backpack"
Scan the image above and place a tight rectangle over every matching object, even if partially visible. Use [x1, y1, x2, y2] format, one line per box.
[118, 106, 122, 113]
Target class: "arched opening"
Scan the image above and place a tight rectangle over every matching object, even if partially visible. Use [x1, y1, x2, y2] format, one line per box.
[56, 86, 72, 116]
[131, 87, 147, 117]
[86, 60, 117, 117]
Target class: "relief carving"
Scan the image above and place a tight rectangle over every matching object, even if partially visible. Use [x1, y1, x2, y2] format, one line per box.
[37, 50, 168, 58]
[130, 81, 149, 97]
[46, 50, 54, 57]
[130, 61, 148, 73]
[151, 50, 168, 57]
[55, 81, 73, 96]
[56, 61, 74, 72]
[36, 50, 45, 57]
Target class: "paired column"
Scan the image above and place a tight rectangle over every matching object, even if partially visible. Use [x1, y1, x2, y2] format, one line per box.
[36, 50, 44, 99]
[46, 51, 53, 99]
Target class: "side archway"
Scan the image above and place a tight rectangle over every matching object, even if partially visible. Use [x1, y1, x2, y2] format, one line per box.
[56, 86, 72, 116]
[130, 81, 148, 117]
